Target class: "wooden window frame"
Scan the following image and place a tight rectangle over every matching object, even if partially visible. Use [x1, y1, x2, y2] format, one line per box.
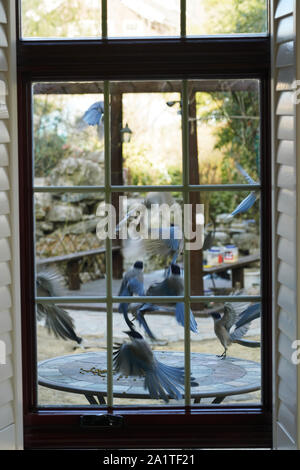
[16, 1, 272, 449]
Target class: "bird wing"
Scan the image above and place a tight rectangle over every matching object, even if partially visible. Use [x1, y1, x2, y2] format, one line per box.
[118, 277, 129, 297]
[146, 278, 176, 297]
[220, 303, 239, 331]
[175, 303, 198, 333]
[142, 238, 173, 258]
[135, 303, 160, 339]
[121, 238, 147, 260]
[230, 323, 250, 342]
[36, 268, 65, 297]
[142, 226, 182, 258]
[145, 362, 183, 402]
[148, 358, 199, 402]
[113, 339, 198, 403]
[236, 163, 257, 185]
[127, 276, 144, 296]
[136, 311, 157, 340]
[235, 303, 261, 329]
[36, 303, 82, 344]
[113, 342, 148, 377]
[82, 101, 104, 126]
[231, 192, 257, 216]
[113, 340, 154, 377]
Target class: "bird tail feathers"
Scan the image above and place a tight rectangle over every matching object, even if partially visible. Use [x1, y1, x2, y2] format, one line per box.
[175, 303, 198, 333]
[38, 303, 82, 344]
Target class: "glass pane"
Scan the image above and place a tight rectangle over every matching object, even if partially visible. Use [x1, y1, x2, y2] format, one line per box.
[37, 305, 107, 406]
[110, 81, 183, 186]
[32, 82, 105, 187]
[190, 301, 261, 405]
[21, 0, 101, 39]
[112, 302, 191, 406]
[187, 0, 268, 35]
[187, 79, 260, 185]
[189, 190, 261, 296]
[108, 0, 180, 37]
[34, 191, 107, 298]
[111, 191, 184, 296]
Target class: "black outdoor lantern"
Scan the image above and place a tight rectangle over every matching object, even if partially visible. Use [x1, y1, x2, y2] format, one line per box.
[120, 122, 133, 143]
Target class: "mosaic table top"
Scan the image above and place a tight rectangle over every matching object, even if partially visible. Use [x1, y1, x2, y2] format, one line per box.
[38, 351, 261, 401]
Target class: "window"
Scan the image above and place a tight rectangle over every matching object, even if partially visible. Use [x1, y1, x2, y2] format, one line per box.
[17, 0, 272, 448]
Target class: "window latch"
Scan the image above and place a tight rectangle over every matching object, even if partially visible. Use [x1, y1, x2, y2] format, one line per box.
[80, 414, 124, 429]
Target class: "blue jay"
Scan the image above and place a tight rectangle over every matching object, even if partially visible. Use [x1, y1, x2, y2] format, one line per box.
[211, 301, 260, 359]
[233, 303, 261, 348]
[136, 264, 198, 340]
[118, 261, 145, 330]
[235, 302, 261, 329]
[36, 269, 83, 345]
[82, 101, 104, 140]
[230, 164, 259, 217]
[113, 329, 198, 403]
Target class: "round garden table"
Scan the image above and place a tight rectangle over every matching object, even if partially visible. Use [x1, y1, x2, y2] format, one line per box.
[38, 351, 261, 405]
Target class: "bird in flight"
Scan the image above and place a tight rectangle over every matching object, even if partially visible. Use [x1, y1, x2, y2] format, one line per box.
[113, 329, 198, 403]
[82, 100, 105, 140]
[36, 268, 83, 346]
[118, 261, 145, 330]
[135, 264, 198, 340]
[230, 163, 259, 217]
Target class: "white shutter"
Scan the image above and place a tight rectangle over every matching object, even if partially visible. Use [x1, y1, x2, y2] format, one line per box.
[0, 0, 22, 450]
[272, 0, 300, 450]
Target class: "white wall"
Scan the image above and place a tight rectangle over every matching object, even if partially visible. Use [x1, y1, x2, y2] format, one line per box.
[0, 0, 23, 450]
[272, 0, 300, 450]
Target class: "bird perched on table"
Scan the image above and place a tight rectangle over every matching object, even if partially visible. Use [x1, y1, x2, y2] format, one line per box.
[229, 164, 259, 218]
[211, 301, 261, 359]
[36, 269, 83, 346]
[136, 264, 198, 340]
[113, 329, 198, 403]
[118, 261, 145, 330]
[81, 100, 105, 140]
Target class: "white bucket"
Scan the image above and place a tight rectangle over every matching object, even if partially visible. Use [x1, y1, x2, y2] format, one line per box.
[244, 271, 260, 289]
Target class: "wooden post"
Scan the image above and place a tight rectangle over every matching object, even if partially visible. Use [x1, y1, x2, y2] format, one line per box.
[111, 93, 124, 279]
[188, 89, 204, 304]
[67, 260, 81, 290]
[232, 267, 244, 289]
